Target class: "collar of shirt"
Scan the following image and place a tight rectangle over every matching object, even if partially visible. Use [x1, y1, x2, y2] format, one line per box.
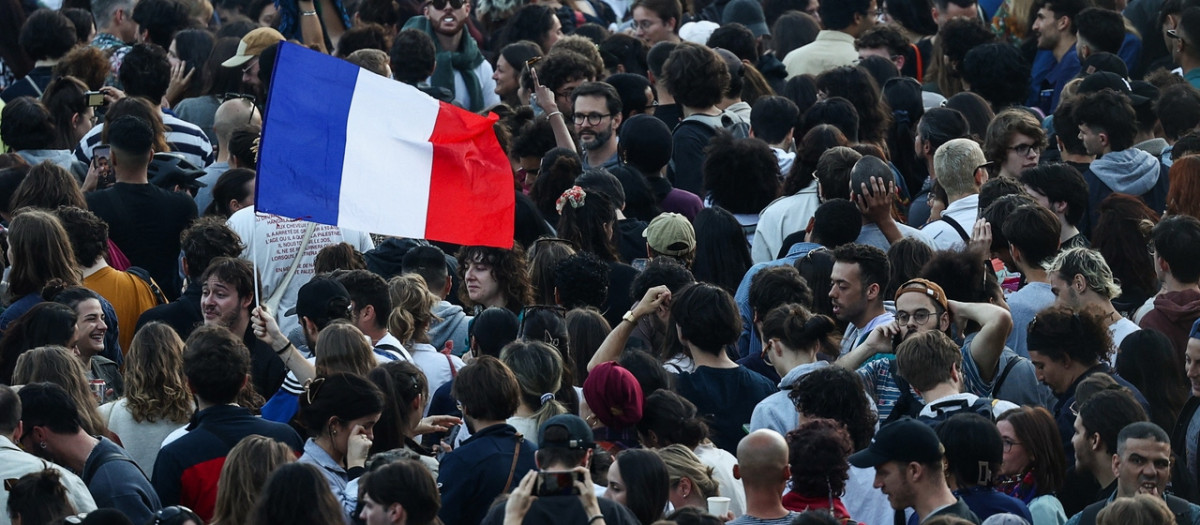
[303, 438, 346, 476]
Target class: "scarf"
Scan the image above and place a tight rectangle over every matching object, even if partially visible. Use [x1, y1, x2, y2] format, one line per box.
[998, 470, 1040, 504]
[781, 492, 851, 520]
[402, 16, 486, 111]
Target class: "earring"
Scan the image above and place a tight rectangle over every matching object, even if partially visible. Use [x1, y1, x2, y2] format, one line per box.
[39, 442, 47, 449]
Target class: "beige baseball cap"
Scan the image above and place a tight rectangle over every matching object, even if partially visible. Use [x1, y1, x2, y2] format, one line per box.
[643, 212, 695, 256]
[222, 27, 285, 68]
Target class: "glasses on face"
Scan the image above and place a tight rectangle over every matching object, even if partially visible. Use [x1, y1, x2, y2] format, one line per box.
[1009, 143, 1038, 157]
[517, 166, 540, 179]
[430, 0, 465, 9]
[1002, 438, 1021, 452]
[632, 18, 660, 30]
[895, 309, 935, 325]
[153, 506, 199, 524]
[573, 112, 612, 126]
[240, 58, 258, 75]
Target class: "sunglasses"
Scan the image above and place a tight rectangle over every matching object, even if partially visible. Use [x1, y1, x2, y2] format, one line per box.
[429, 0, 465, 9]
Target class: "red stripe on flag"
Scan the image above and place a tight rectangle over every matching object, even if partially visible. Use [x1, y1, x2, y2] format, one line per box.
[426, 102, 516, 248]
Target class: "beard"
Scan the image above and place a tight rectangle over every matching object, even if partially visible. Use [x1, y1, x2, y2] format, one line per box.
[581, 126, 614, 151]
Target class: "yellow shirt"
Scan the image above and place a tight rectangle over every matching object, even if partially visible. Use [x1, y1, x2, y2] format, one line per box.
[85, 266, 161, 353]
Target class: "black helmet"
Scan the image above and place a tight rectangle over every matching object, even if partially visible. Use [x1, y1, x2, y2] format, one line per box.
[148, 153, 207, 192]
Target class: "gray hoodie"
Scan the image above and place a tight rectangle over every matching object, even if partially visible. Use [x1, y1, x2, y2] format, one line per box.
[17, 149, 88, 182]
[430, 301, 471, 356]
[1089, 148, 1161, 195]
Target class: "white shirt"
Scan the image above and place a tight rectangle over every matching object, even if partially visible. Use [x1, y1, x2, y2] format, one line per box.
[751, 181, 819, 264]
[1108, 318, 1141, 367]
[226, 208, 374, 337]
[410, 342, 465, 414]
[921, 194, 980, 251]
[0, 436, 97, 524]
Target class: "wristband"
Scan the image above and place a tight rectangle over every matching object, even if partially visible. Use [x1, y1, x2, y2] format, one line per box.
[301, 9, 317, 15]
[275, 341, 294, 356]
[547, 111, 563, 120]
[588, 515, 604, 524]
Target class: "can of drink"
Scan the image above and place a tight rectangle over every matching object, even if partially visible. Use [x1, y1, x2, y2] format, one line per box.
[89, 379, 106, 401]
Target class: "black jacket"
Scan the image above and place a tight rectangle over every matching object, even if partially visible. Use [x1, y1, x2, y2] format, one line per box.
[136, 279, 203, 339]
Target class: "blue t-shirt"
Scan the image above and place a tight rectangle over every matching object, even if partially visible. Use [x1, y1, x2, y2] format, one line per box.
[1004, 281, 1056, 358]
[675, 365, 778, 453]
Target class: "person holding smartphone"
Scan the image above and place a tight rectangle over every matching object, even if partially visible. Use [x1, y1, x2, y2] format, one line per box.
[482, 414, 640, 525]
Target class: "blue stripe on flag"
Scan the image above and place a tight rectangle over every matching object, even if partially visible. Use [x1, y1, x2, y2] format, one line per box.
[256, 43, 359, 225]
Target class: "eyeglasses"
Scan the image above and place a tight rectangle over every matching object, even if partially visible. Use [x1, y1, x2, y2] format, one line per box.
[573, 112, 612, 126]
[1002, 438, 1022, 452]
[1008, 143, 1038, 157]
[153, 506, 199, 524]
[240, 58, 258, 75]
[895, 309, 935, 325]
[430, 0, 465, 9]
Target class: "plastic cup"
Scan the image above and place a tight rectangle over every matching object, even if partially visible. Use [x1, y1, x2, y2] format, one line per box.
[707, 496, 731, 516]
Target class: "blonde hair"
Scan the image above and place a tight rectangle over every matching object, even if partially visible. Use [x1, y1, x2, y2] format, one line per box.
[387, 274, 439, 345]
[656, 444, 720, 499]
[1096, 494, 1176, 525]
[123, 323, 193, 424]
[210, 435, 296, 525]
[12, 346, 107, 436]
[315, 320, 376, 377]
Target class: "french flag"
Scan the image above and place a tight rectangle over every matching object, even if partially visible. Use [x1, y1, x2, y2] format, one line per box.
[256, 43, 515, 248]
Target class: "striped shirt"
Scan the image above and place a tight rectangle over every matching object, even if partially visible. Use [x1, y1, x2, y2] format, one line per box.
[76, 110, 214, 168]
[858, 336, 992, 421]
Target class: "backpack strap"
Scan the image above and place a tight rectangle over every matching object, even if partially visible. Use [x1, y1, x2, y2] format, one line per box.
[82, 450, 144, 486]
[502, 433, 524, 494]
[991, 356, 1021, 399]
[886, 359, 922, 423]
[939, 214, 971, 242]
[126, 266, 167, 305]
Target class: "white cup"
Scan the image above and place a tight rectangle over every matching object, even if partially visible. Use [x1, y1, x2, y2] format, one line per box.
[707, 496, 731, 516]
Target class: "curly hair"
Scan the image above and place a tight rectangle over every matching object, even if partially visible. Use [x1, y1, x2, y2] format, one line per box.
[509, 116, 557, 161]
[788, 366, 877, 451]
[983, 108, 1047, 166]
[552, 36, 606, 80]
[52, 206, 108, 268]
[703, 133, 780, 214]
[52, 46, 110, 90]
[530, 147, 582, 221]
[554, 251, 610, 310]
[662, 42, 729, 109]
[919, 248, 989, 303]
[536, 50, 594, 92]
[211, 434, 296, 525]
[335, 22, 391, 57]
[815, 66, 891, 145]
[961, 43, 1032, 111]
[456, 245, 535, 313]
[557, 187, 620, 262]
[123, 322, 192, 424]
[786, 418, 853, 496]
[1027, 306, 1112, 366]
[1073, 89, 1138, 151]
[180, 216, 245, 280]
[387, 274, 439, 345]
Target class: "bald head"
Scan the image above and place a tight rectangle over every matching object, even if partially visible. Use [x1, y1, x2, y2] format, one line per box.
[213, 99, 261, 147]
[736, 429, 789, 487]
[850, 155, 895, 199]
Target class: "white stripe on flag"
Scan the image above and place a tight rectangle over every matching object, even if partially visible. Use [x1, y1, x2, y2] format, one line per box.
[339, 70, 440, 236]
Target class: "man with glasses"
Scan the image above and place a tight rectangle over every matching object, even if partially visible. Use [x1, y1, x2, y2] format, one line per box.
[220, 27, 285, 98]
[400, 0, 499, 112]
[571, 82, 623, 170]
[1067, 422, 1200, 524]
[0, 385, 97, 519]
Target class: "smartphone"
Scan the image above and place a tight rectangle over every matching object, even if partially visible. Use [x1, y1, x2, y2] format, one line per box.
[93, 145, 114, 187]
[535, 470, 583, 497]
[85, 91, 105, 107]
[631, 258, 649, 271]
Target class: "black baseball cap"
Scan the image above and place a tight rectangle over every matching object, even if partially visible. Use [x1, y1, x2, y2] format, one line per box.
[1078, 52, 1128, 78]
[1077, 71, 1150, 105]
[848, 417, 944, 468]
[285, 277, 351, 318]
[537, 414, 595, 450]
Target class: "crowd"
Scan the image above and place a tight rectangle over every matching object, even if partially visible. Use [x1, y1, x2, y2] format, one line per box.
[4, 0, 1200, 522]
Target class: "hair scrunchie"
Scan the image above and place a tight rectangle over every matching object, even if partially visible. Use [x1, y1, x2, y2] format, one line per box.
[556, 186, 587, 214]
[540, 392, 555, 405]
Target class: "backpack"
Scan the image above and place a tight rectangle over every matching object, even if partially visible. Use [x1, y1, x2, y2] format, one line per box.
[675, 111, 750, 140]
[885, 359, 999, 426]
[126, 266, 167, 305]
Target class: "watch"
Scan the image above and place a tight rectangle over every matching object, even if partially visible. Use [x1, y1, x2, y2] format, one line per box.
[622, 310, 637, 325]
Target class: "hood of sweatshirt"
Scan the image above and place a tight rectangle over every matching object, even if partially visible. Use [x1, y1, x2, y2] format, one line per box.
[429, 300, 470, 349]
[1089, 148, 1161, 195]
[1152, 289, 1200, 324]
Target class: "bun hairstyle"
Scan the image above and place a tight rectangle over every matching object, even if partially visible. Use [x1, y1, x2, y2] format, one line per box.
[7, 468, 75, 525]
[760, 303, 839, 356]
